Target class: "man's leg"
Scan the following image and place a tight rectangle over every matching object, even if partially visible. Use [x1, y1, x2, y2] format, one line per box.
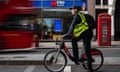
[71, 37, 80, 64]
[83, 38, 93, 72]
[83, 30, 94, 72]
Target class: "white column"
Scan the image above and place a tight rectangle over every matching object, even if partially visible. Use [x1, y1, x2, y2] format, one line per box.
[108, 0, 114, 37]
[101, 0, 103, 8]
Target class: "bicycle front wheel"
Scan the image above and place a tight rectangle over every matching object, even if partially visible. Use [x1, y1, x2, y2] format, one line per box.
[44, 50, 67, 72]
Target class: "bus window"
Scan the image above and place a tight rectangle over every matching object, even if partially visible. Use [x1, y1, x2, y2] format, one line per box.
[0, 14, 37, 31]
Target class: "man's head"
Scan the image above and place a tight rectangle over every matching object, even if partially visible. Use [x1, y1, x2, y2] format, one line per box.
[69, 6, 82, 15]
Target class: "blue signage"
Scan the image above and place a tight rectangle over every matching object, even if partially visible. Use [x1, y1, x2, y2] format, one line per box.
[32, 0, 88, 9]
[54, 19, 62, 32]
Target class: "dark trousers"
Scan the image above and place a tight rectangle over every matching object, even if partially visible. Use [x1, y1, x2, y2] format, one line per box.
[71, 30, 93, 71]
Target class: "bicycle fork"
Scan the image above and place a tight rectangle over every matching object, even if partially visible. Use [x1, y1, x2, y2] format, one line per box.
[52, 49, 61, 63]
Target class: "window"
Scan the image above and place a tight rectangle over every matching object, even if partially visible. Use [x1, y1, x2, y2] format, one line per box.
[95, 0, 101, 5]
[103, 0, 108, 5]
[0, 14, 35, 30]
[42, 18, 62, 32]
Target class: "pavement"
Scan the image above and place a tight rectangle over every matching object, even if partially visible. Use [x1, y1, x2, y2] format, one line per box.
[38, 41, 120, 48]
[0, 41, 120, 65]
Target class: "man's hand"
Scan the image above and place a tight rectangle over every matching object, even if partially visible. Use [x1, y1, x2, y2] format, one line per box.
[62, 34, 67, 38]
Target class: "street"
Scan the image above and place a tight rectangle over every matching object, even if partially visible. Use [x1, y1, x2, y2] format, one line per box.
[0, 48, 120, 65]
[0, 47, 120, 72]
[0, 65, 120, 72]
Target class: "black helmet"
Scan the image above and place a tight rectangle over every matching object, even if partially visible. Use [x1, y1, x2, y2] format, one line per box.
[69, 6, 82, 11]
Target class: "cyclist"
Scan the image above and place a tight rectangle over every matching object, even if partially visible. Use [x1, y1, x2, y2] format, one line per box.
[63, 6, 95, 72]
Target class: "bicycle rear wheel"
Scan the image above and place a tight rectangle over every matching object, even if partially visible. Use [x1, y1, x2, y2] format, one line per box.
[44, 50, 67, 72]
[82, 48, 104, 71]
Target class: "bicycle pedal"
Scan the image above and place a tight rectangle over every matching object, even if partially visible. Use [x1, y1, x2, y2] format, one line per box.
[82, 58, 95, 63]
[78, 58, 84, 62]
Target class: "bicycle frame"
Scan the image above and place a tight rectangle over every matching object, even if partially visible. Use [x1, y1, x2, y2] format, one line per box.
[57, 39, 91, 62]
[57, 39, 75, 61]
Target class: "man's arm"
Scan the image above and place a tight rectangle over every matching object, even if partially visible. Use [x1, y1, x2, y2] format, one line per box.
[63, 14, 77, 38]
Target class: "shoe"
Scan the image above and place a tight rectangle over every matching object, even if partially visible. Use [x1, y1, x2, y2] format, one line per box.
[78, 58, 84, 62]
[71, 57, 80, 65]
[74, 58, 80, 65]
[81, 57, 94, 62]
[74, 61, 80, 65]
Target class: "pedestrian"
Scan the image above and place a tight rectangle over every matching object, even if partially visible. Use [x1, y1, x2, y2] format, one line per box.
[62, 6, 95, 72]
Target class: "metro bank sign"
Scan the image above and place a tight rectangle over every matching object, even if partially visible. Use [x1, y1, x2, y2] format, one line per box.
[32, 0, 87, 8]
[51, 0, 65, 7]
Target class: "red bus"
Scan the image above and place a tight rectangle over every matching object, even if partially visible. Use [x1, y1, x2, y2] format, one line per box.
[0, 0, 36, 51]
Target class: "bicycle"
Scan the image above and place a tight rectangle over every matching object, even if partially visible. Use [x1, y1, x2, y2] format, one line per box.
[43, 38, 104, 72]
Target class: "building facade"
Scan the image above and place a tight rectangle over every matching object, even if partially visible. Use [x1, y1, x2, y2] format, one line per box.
[1, 0, 120, 41]
[32, 0, 120, 41]
[93, 0, 120, 40]
[89, 0, 119, 40]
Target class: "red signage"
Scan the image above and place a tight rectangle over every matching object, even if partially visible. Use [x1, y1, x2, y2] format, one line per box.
[51, 1, 57, 7]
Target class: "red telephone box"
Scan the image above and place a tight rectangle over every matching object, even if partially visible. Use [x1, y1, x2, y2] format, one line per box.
[97, 13, 111, 46]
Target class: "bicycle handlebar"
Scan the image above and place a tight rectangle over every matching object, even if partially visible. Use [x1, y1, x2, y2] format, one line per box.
[55, 37, 65, 46]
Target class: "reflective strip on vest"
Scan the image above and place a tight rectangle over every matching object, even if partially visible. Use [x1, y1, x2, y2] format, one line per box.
[73, 12, 89, 37]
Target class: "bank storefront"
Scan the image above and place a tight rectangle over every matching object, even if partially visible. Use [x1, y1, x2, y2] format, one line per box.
[32, 0, 88, 40]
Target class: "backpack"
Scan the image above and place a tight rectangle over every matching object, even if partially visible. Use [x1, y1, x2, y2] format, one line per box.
[85, 14, 96, 29]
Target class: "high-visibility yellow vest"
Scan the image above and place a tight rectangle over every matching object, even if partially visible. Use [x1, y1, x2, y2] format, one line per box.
[73, 12, 89, 37]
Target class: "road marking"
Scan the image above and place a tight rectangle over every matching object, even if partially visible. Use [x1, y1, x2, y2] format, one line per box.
[24, 66, 36, 72]
[104, 57, 120, 65]
[64, 66, 71, 72]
